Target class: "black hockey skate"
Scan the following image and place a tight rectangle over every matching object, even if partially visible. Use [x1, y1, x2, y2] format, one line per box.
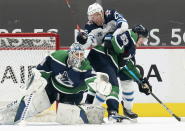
[123, 107, 138, 119]
[108, 110, 130, 123]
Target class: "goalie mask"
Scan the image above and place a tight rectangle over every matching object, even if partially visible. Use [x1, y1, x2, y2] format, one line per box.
[68, 43, 85, 68]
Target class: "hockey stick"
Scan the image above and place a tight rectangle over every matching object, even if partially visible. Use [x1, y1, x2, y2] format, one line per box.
[14, 72, 46, 124]
[64, 0, 81, 32]
[141, 78, 184, 122]
[14, 93, 34, 124]
[56, 93, 60, 113]
[122, 65, 185, 122]
[150, 92, 184, 122]
[14, 75, 36, 124]
[0, 78, 36, 124]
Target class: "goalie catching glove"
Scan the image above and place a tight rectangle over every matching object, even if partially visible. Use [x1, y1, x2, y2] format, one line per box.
[137, 77, 152, 95]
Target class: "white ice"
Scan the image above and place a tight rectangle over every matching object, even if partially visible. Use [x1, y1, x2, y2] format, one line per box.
[0, 117, 185, 131]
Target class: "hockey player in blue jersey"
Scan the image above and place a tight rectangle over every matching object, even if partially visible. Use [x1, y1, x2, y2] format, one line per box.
[0, 43, 112, 124]
[77, 2, 134, 122]
[77, 3, 152, 123]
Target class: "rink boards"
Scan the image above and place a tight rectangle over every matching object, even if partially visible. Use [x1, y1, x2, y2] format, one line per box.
[133, 48, 185, 116]
[0, 48, 185, 116]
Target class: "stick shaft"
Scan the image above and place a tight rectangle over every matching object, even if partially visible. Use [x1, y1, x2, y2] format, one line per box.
[151, 92, 181, 121]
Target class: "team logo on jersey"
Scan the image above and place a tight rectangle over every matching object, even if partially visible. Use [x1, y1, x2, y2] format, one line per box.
[120, 34, 129, 46]
[55, 71, 74, 87]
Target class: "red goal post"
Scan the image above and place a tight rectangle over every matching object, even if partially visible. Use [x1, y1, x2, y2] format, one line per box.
[0, 33, 60, 103]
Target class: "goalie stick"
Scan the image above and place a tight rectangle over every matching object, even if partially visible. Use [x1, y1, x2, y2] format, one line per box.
[14, 71, 46, 124]
[14, 94, 34, 124]
[0, 69, 47, 124]
[14, 68, 49, 124]
[123, 65, 185, 122]
[14, 74, 36, 124]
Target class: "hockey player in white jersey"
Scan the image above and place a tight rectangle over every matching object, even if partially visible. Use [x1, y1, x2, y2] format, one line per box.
[0, 43, 112, 125]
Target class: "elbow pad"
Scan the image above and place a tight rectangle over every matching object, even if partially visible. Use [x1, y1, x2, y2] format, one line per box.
[113, 22, 129, 36]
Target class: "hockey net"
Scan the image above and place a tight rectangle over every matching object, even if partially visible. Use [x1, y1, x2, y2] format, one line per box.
[0, 33, 60, 122]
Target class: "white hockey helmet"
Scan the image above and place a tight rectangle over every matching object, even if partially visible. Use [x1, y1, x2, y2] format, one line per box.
[68, 43, 85, 68]
[87, 3, 103, 16]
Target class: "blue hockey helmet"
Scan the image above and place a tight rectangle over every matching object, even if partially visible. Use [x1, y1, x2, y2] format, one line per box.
[132, 24, 149, 38]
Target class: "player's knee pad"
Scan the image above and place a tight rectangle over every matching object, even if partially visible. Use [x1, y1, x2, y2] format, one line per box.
[56, 103, 104, 124]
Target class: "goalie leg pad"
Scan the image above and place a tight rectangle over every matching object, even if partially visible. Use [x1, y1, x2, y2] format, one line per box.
[0, 101, 20, 125]
[14, 89, 51, 123]
[56, 103, 105, 124]
[25, 89, 51, 117]
[56, 103, 88, 124]
[80, 104, 105, 124]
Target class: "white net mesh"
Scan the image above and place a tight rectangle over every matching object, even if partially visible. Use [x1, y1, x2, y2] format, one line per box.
[0, 33, 60, 102]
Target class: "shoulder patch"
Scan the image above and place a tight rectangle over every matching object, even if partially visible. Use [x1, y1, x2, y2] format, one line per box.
[80, 59, 92, 71]
[51, 50, 68, 64]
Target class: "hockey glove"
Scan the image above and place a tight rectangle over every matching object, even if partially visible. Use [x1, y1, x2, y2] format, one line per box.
[137, 77, 152, 95]
[77, 32, 88, 45]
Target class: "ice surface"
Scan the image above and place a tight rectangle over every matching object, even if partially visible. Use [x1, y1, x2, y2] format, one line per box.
[0, 117, 185, 131]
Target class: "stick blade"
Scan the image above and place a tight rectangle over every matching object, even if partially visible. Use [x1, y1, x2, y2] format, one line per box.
[180, 117, 185, 122]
